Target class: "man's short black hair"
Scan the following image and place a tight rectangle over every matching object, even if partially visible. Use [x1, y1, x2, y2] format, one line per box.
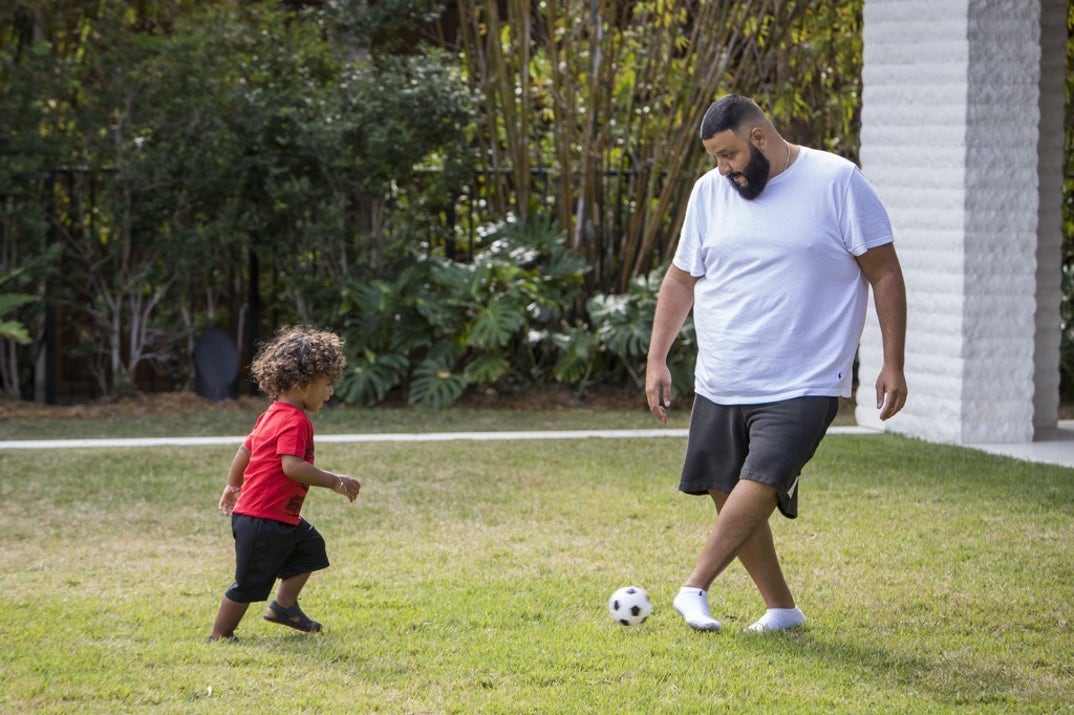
[699, 94, 765, 140]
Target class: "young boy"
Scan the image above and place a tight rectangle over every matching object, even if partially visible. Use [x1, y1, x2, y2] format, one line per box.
[207, 325, 361, 642]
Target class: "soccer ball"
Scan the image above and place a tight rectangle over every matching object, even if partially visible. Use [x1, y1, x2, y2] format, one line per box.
[608, 586, 653, 626]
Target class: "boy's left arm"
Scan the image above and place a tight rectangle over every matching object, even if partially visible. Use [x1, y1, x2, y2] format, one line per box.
[217, 445, 250, 514]
[281, 455, 361, 502]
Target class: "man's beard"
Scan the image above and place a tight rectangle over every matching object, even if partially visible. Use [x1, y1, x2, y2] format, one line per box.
[726, 145, 770, 200]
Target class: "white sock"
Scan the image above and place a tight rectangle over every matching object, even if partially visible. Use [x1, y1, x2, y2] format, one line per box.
[673, 587, 722, 631]
[747, 606, 806, 632]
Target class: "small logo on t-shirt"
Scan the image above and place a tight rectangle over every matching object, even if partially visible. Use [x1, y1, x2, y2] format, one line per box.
[285, 495, 305, 516]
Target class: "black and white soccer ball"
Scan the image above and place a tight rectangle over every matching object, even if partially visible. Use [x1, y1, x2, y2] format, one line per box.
[608, 586, 653, 626]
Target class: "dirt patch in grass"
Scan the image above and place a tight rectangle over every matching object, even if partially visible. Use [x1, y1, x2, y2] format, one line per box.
[0, 384, 649, 423]
[0, 391, 270, 423]
[16, 384, 1063, 424]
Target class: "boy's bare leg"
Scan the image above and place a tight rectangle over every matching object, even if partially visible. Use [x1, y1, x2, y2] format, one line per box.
[263, 572, 322, 630]
[209, 596, 249, 639]
[272, 572, 311, 609]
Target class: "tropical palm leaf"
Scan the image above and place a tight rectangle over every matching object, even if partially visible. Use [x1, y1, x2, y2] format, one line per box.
[409, 355, 470, 408]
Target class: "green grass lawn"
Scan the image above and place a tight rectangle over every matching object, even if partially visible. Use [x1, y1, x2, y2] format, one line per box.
[0, 414, 1071, 713]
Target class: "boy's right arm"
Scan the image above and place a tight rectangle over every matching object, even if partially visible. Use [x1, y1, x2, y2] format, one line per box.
[217, 445, 250, 514]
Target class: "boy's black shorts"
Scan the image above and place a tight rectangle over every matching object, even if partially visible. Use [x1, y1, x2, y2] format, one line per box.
[225, 514, 330, 603]
[679, 395, 839, 519]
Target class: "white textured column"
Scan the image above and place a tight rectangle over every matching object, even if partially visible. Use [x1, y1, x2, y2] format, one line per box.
[857, 0, 1049, 444]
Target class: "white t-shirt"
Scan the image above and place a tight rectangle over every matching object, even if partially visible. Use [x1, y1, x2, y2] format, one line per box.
[673, 146, 894, 404]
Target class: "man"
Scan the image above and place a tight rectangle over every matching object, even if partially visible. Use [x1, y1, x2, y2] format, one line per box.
[645, 94, 907, 632]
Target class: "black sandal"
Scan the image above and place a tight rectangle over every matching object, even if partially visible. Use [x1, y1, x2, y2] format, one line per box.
[263, 600, 322, 633]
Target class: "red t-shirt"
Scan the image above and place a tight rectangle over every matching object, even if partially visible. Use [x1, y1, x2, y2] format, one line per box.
[233, 401, 315, 525]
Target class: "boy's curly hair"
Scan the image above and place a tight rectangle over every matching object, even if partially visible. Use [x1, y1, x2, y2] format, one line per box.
[250, 325, 346, 399]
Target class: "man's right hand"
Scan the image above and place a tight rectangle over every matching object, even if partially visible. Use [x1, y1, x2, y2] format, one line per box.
[645, 362, 673, 423]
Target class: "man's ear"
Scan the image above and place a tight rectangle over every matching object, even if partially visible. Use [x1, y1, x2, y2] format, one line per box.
[749, 126, 767, 149]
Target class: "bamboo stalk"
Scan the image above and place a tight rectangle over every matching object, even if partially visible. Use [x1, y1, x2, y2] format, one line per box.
[457, 0, 838, 291]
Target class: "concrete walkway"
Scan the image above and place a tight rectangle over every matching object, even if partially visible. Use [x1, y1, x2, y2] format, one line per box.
[1, 422, 1071, 469]
[963, 420, 1074, 469]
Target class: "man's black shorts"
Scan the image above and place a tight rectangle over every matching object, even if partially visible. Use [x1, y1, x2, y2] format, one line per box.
[225, 514, 330, 603]
[679, 395, 839, 519]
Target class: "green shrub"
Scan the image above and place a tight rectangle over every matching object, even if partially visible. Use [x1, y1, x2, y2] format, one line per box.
[584, 270, 696, 397]
[335, 213, 699, 408]
[337, 213, 587, 407]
